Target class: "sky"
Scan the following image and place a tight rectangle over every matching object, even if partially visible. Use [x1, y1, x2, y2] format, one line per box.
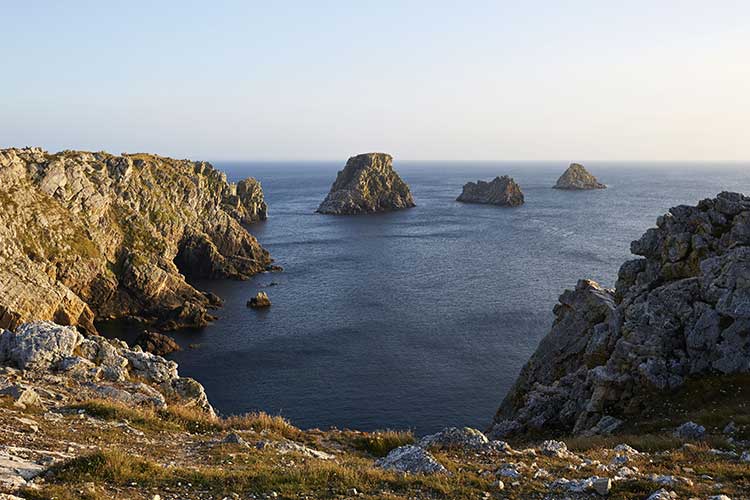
[2, 1, 749, 161]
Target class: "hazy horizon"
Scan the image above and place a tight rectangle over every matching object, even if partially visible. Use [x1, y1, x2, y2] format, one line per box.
[3, 1, 748, 162]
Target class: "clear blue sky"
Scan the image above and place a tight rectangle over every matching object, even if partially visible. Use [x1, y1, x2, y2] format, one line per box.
[2, 1, 748, 161]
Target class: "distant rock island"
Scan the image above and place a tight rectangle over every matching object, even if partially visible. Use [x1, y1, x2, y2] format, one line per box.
[0, 147, 273, 333]
[491, 191, 750, 438]
[553, 163, 606, 190]
[456, 176, 524, 207]
[317, 153, 415, 215]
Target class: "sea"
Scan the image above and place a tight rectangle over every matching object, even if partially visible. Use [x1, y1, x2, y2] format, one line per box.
[100, 161, 750, 434]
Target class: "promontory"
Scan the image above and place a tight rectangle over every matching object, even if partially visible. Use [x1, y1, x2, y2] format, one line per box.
[317, 153, 415, 215]
[553, 163, 606, 190]
[0, 147, 272, 333]
[456, 176, 524, 207]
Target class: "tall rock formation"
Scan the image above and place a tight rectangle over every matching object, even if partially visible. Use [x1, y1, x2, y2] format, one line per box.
[491, 192, 750, 437]
[553, 163, 606, 190]
[456, 176, 524, 207]
[317, 153, 415, 215]
[0, 147, 273, 333]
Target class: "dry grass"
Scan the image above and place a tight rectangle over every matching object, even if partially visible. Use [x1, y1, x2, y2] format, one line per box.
[73, 399, 301, 438]
[354, 430, 416, 457]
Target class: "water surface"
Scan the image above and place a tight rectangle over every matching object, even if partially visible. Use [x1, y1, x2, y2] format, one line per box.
[101, 161, 750, 434]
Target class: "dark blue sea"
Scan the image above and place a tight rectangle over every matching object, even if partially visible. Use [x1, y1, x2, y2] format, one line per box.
[101, 161, 750, 434]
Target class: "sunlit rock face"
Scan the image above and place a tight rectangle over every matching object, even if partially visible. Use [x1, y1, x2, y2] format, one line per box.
[317, 153, 415, 215]
[0, 147, 272, 332]
[553, 163, 606, 190]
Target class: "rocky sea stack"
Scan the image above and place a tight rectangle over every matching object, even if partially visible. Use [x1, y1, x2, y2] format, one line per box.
[491, 191, 750, 438]
[456, 176, 524, 207]
[553, 163, 606, 190]
[0, 148, 272, 334]
[317, 153, 415, 215]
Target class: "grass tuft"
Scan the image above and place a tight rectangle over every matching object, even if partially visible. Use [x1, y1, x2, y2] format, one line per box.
[354, 429, 415, 457]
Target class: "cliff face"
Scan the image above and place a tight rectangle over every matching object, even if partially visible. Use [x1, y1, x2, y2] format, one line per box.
[553, 163, 606, 190]
[0, 147, 272, 334]
[456, 176, 524, 207]
[492, 192, 750, 437]
[317, 153, 415, 215]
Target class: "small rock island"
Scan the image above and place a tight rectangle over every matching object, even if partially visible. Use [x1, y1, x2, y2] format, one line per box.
[317, 153, 415, 215]
[553, 163, 606, 190]
[456, 176, 524, 207]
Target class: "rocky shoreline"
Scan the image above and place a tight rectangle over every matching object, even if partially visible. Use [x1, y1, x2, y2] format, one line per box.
[0, 148, 273, 333]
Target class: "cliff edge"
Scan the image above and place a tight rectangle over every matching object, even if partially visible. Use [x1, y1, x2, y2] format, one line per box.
[0, 147, 272, 333]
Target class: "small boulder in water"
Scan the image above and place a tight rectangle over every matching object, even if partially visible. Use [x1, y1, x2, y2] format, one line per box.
[247, 291, 271, 308]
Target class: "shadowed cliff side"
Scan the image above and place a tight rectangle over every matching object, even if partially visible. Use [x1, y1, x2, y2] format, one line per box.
[0, 147, 272, 333]
[492, 192, 750, 438]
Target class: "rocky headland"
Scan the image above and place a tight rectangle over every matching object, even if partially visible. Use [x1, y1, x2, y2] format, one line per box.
[0, 148, 272, 333]
[492, 192, 750, 440]
[317, 153, 415, 215]
[554, 163, 606, 190]
[456, 176, 524, 207]
[0, 191, 748, 498]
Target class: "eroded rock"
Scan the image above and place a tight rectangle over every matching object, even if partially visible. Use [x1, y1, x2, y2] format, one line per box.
[553, 163, 606, 190]
[317, 153, 415, 215]
[456, 176, 524, 207]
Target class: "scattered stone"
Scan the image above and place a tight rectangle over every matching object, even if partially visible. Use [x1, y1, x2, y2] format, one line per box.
[456, 176, 524, 207]
[317, 153, 415, 215]
[540, 440, 574, 458]
[0, 384, 41, 409]
[613, 443, 640, 455]
[553, 163, 606, 190]
[674, 422, 706, 440]
[593, 477, 611, 495]
[646, 489, 677, 500]
[247, 291, 271, 308]
[495, 464, 521, 479]
[375, 445, 447, 474]
[740, 451, 750, 462]
[418, 427, 491, 451]
[222, 433, 249, 447]
[723, 421, 737, 435]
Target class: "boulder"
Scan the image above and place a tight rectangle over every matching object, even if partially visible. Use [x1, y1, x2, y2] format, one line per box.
[456, 176, 524, 207]
[247, 292, 271, 308]
[553, 163, 606, 190]
[135, 331, 181, 356]
[418, 427, 490, 450]
[317, 153, 415, 215]
[375, 445, 447, 474]
[673, 421, 706, 440]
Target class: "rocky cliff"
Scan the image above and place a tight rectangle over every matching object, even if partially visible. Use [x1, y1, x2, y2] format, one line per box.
[492, 192, 750, 437]
[553, 163, 606, 190]
[0, 147, 272, 333]
[317, 153, 415, 215]
[456, 176, 524, 207]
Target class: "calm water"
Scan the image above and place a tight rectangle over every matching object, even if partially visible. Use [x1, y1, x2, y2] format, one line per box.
[101, 161, 750, 434]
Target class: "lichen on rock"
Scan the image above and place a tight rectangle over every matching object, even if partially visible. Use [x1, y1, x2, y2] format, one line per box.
[317, 153, 415, 215]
